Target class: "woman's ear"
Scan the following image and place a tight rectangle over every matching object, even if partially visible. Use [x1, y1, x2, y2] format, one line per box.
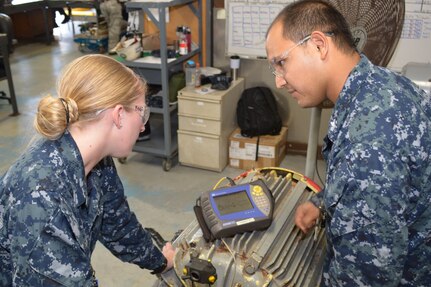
[112, 105, 124, 129]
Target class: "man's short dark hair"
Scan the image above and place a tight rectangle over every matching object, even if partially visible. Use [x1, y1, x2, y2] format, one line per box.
[268, 0, 357, 53]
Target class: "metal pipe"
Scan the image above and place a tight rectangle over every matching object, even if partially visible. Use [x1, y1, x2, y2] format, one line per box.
[305, 107, 322, 179]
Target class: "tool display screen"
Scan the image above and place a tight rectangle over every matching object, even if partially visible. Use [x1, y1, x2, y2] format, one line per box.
[197, 180, 274, 239]
[213, 190, 253, 216]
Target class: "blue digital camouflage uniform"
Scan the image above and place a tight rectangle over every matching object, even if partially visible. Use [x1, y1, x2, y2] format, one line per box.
[0, 131, 165, 286]
[311, 54, 431, 286]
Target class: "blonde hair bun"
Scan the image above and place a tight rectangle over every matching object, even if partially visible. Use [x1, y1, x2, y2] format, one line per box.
[34, 96, 79, 140]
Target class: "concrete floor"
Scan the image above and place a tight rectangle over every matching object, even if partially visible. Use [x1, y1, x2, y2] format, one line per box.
[0, 24, 326, 286]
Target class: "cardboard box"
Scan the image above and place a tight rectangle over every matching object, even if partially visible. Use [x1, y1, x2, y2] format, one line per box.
[229, 127, 288, 170]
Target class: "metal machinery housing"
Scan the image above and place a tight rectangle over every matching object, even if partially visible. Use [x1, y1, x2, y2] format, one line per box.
[154, 168, 326, 287]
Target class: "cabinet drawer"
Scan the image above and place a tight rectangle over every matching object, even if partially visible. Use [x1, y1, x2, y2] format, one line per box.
[178, 130, 227, 172]
[178, 115, 221, 135]
[178, 98, 221, 119]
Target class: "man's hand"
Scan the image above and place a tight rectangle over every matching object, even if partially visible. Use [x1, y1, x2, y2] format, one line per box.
[162, 242, 176, 272]
[294, 201, 321, 234]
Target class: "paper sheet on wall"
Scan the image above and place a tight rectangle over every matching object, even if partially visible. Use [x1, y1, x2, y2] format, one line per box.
[226, 0, 289, 58]
[389, 1, 431, 71]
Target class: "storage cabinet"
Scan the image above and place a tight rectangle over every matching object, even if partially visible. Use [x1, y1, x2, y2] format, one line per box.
[177, 78, 245, 171]
[123, 0, 203, 171]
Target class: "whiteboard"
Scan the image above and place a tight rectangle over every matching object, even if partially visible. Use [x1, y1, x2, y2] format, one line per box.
[226, 0, 431, 70]
[226, 0, 289, 58]
[389, 2, 431, 71]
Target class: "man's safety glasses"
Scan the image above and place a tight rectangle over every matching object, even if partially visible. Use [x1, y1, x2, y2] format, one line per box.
[269, 32, 334, 78]
[269, 35, 311, 78]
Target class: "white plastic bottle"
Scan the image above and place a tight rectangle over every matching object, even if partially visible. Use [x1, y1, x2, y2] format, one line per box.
[179, 32, 188, 56]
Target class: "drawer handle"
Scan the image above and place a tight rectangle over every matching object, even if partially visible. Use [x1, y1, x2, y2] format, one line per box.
[192, 122, 207, 127]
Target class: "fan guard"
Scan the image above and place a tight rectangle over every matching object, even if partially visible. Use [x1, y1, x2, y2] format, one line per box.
[327, 0, 405, 67]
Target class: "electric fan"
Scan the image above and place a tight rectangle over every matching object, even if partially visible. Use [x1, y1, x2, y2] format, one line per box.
[305, 0, 405, 178]
[328, 0, 405, 67]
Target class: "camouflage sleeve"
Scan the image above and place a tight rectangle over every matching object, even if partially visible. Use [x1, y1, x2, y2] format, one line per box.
[310, 190, 324, 209]
[6, 183, 94, 286]
[323, 143, 409, 286]
[98, 158, 165, 271]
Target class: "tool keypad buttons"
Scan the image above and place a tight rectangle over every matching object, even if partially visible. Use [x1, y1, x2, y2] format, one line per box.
[250, 185, 270, 215]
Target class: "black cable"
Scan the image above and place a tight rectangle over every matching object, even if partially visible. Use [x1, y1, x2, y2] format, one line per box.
[171, 229, 183, 242]
[315, 154, 325, 187]
[145, 227, 167, 249]
[226, 177, 236, 186]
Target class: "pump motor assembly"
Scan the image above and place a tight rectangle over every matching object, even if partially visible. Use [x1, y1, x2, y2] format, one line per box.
[154, 168, 326, 287]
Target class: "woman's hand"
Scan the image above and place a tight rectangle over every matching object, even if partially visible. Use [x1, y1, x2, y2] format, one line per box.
[162, 242, 176, 272]
[294, 201, 321, 234]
